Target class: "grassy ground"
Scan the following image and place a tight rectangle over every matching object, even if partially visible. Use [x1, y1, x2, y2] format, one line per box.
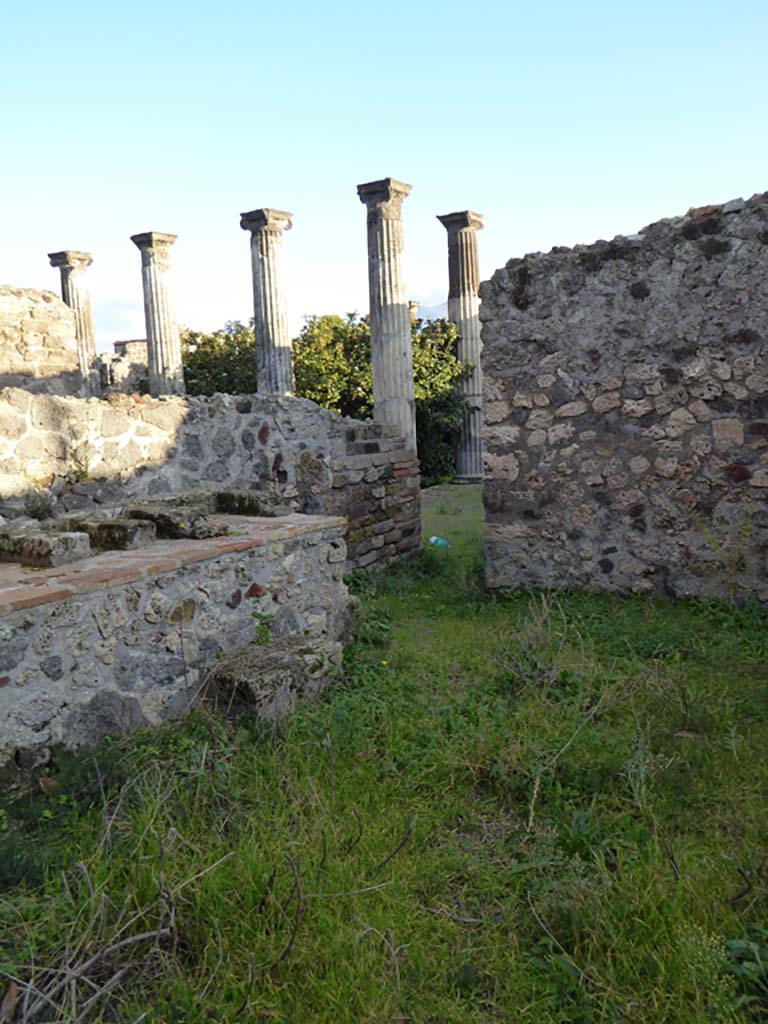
[1, 483, 767, 1023]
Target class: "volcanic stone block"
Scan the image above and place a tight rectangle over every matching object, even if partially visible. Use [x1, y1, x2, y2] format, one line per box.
[0, 528, 90, 566]
[57, 517, 157, 550]
[215, 490, 282, 517]
[204, 635, 343, 722]
[127, 504, 229, 539]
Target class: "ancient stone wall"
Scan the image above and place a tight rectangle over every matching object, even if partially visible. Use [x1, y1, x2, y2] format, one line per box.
[100, 339, 149, 393]
[0, 389, 420, 572]
[0, 287, 82, 394]
[0, 515, 347, 767]
[480, 193, 768, 603]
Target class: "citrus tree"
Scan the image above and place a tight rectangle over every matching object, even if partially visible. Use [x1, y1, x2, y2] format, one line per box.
[182, 321, 258, 396]
[183, 314, 468, 483]
[294, 314, 467, 483]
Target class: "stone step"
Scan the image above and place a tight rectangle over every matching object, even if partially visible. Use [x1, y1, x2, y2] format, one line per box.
[126, 504, 230, 539]
[0, 528, 90, 567]
[56, 517, 157, 551]
[214, 490, 289, 517]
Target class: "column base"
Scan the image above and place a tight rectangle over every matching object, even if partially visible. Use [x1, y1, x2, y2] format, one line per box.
[453, 474, 483, 485]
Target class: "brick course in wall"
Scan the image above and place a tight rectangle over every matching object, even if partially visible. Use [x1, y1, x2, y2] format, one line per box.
[327, 422, 420, 569]
[479, 193, 768, 603]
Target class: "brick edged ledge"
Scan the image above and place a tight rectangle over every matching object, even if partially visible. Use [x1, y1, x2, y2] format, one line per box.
[0, 513, 346, 616]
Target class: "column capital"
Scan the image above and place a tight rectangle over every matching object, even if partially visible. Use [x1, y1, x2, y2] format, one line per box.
[437, 210, 484, 233]
[130, 231, 178, 252]
[48, 250, 93, 271]
[240, 209, 293, 234]
[357, 178, 412, 218]
[131, 232, 177, 272]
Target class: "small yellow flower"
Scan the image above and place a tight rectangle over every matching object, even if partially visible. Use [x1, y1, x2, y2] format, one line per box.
[381, 660, 388, 666]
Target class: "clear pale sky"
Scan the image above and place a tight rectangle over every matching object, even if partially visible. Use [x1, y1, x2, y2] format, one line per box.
[2, 0, 766, 351]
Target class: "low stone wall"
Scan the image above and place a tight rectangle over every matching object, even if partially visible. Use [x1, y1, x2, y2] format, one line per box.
[0, 390, 420, 572]
[0, 514, 348, 768]
[0, 287, 81, 395]
[480, 193, 768, 603]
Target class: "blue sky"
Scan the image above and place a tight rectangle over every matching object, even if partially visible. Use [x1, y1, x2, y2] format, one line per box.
[2, 0, 767, 350]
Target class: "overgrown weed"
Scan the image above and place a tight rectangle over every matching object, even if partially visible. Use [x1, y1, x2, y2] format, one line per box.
[0, 485, 766, 1021]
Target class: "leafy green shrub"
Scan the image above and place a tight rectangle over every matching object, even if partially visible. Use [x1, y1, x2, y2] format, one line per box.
[0, 741, 132, 889]
[412, 321, 468, 484]
[182, 320, 258, 396]
[23, 489, 54, 520]
[294, 314, 468, 483]
[293, 313, 373, 419]
[183, 314, 468, 483]
[727, 927, 768, 1013]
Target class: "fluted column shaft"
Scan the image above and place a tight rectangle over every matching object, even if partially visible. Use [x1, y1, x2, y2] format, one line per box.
[48, 250, 99, 396]
[130, 232, 185, 397]
[240, 209, 293, 395]
[357, 178, 416, 453]
[438, 211, 484, 480]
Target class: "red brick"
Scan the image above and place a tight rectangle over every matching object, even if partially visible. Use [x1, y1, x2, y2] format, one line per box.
[48, 566, 145, 594]
[0, 515, 347, 611]
[4, 585, 77, 612]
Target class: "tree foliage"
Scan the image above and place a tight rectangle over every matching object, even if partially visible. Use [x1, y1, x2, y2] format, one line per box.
[182, 321, 257, 396]
[182, 314, 468, 484]
[292, 314, 373, 420]
[294, 314, 468, 483]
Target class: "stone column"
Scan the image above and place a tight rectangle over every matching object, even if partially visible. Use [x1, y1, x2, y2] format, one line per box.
[130, 232, 185, 397]
[48, 250, 99, 395]
[437, 211, 484, 481]
[239, 208, 294, 395]
[357, 178, 417, 453]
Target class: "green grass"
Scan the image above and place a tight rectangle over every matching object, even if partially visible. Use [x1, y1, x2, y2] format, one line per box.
[1, 483, 767, 1022]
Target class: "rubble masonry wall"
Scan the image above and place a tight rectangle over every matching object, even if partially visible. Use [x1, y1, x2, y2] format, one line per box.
[0, 287, 81, 394]
[0, 516, 347, 765]
[480, 193, 768, 602]
[0, 389, 420, 572]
